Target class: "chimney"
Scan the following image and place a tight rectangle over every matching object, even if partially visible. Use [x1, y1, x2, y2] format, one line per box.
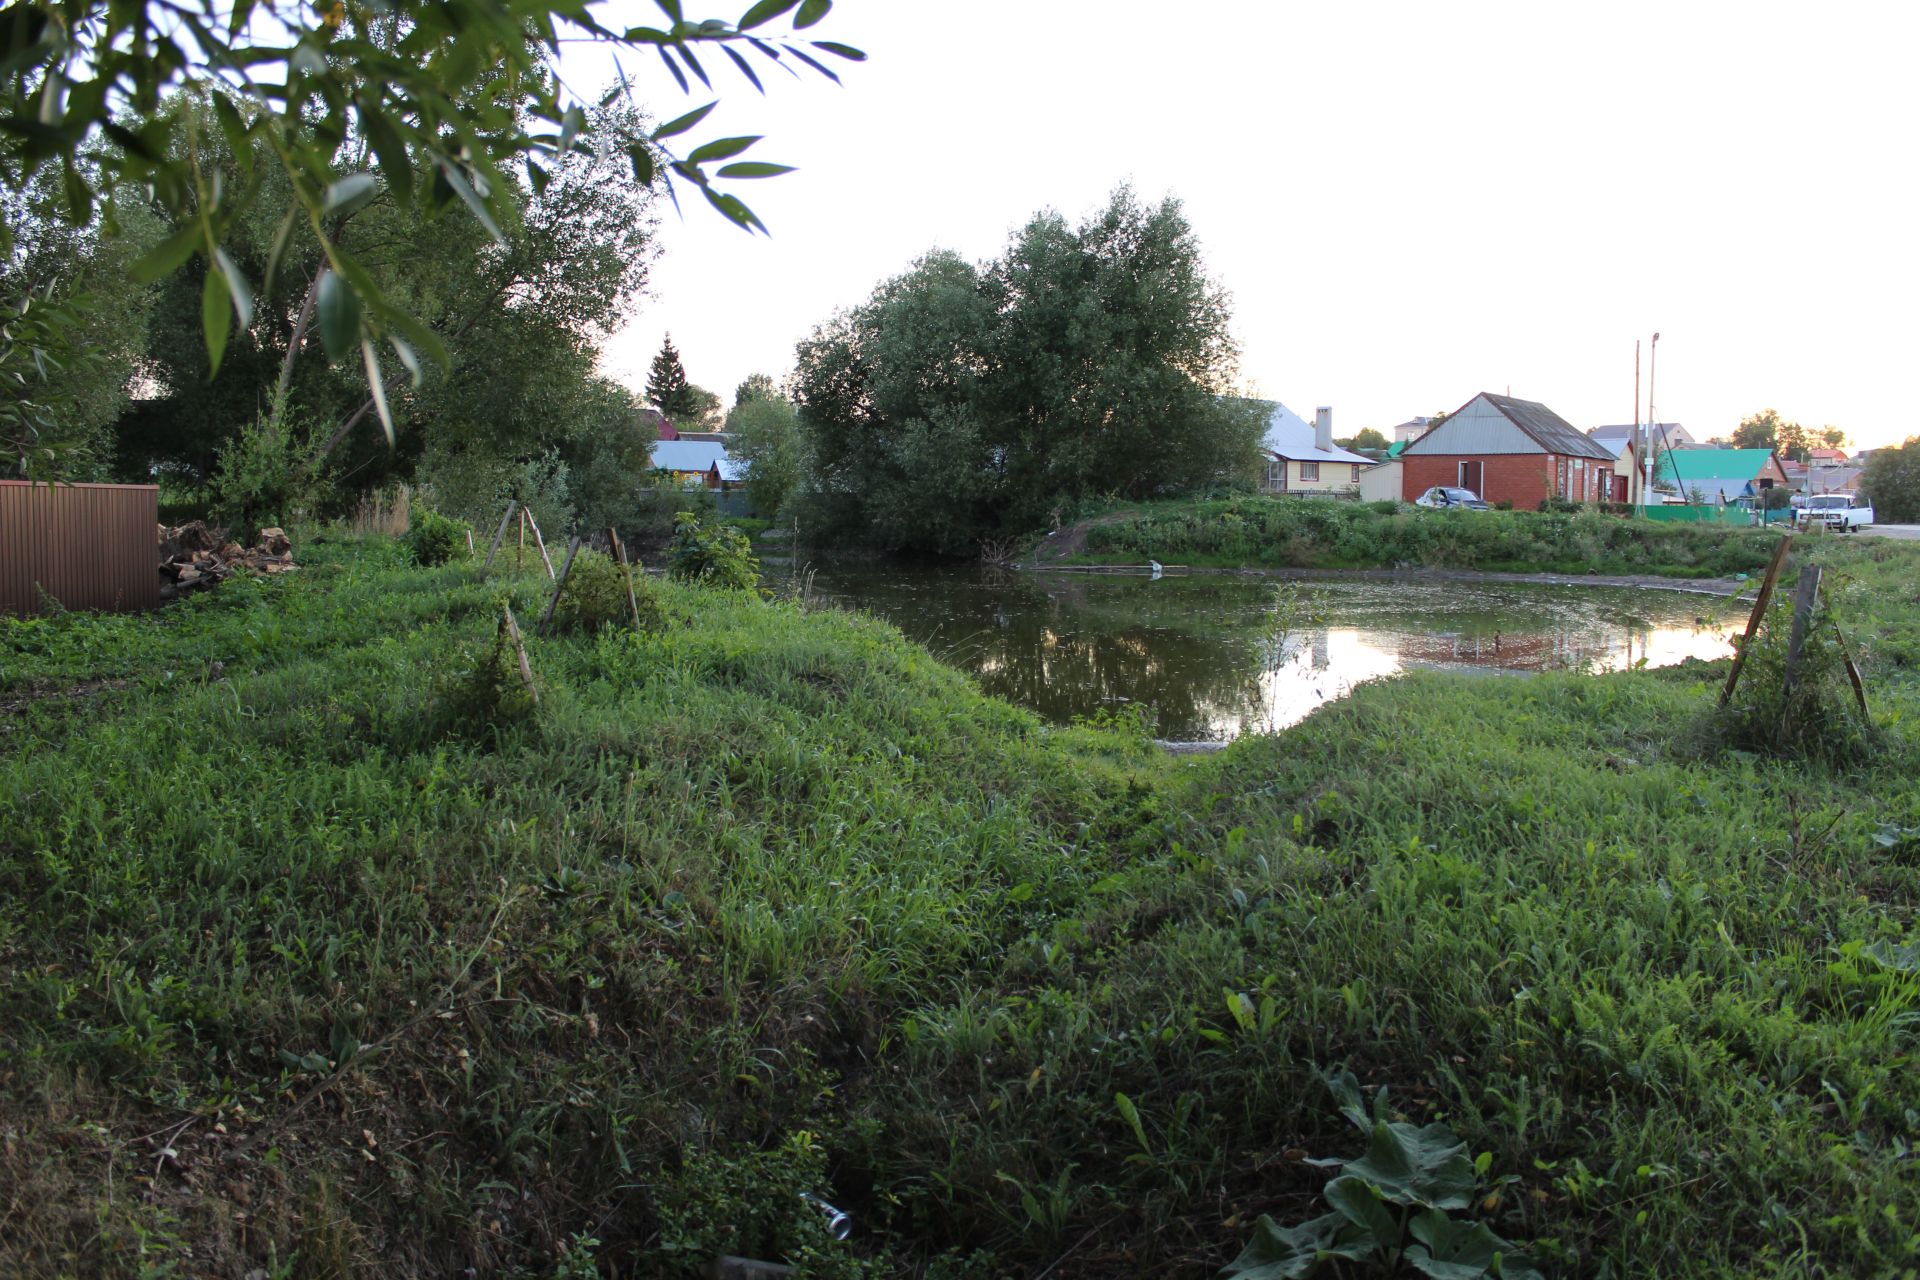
[1314, 406, 1333, 452]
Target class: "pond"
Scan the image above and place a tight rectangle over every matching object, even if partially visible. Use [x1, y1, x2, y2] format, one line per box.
[764, 564, 1742, 741]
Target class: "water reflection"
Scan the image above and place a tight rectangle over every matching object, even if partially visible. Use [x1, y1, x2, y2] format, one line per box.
[765, 564, 1738, 741]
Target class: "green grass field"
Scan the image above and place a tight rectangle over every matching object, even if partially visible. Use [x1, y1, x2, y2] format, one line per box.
[2, 527, 1916, 1277]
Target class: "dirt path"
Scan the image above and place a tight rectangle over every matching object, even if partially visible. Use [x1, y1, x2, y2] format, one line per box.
[1027, 512, 1140, 565]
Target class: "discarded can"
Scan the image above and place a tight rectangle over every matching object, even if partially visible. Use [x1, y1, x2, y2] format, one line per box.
[798, 1191, 851, 1241]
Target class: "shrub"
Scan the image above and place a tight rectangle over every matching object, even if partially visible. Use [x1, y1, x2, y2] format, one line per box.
[404, 508, 469, 566]
[1717, 574, 1876, 765]
[209, 412, 326, 541]
[551, 550, 666, 634]
[430, 606, 540, 746]
[667, 512, 760, 591]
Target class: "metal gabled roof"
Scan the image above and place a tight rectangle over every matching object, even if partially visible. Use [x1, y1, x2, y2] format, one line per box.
[1483, 394, 1616, 460]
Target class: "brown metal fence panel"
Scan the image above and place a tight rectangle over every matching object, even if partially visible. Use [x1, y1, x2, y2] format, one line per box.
[0, 481, 160, 617]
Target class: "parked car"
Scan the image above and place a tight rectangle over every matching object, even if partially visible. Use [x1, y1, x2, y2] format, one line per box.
[1797, 493, 1874, 532]
[1414, 486, 1491, 510]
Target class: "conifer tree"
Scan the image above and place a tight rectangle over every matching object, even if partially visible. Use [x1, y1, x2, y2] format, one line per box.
[646, 335, 695, 420]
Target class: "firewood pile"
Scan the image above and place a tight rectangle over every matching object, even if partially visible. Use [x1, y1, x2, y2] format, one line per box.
[159, 522, 297, 597]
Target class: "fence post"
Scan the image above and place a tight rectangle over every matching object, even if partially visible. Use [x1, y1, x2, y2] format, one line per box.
[483, 501, 518, 572]
[1780, 564, 1823, 701]
[540, 536, 584, 630]
[607, 527, 642, 629]
[498, 603, 538, 706]
[525, 509, 557, 579]
[1719, 534, 1792, 708]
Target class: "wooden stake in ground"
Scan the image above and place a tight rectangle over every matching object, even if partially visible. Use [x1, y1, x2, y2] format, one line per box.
[1780, 564, 1823, 700]
[465, 528, 475, 555]
[1719, 534, 1793, 708]
[608, 526, 642, 629]
[483, 501, 518, 572]
[498, 603, 538, 706]
[525, 510, 557, 579]
[1833, 622, 1870, 717]
[540, 536, 584, 629]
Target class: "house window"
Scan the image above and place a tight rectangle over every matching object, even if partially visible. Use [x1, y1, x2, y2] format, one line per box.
[1558, 459, 1568, 496]
[1351, 464, 1362, 482]
[1266, 460, 1285, 490]
[1301, 462, 1320, 482]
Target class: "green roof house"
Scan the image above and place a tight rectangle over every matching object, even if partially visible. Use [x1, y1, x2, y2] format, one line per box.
[1658, 448, 1787, 503]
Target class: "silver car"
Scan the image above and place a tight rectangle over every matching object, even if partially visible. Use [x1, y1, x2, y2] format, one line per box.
[1414, 486, 1491, 510]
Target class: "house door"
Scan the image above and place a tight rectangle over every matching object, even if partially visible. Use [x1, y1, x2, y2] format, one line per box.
[1458, 460, 1483, 497]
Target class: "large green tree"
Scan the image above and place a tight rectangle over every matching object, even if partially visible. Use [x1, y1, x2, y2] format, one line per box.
[794, 188, 1265, 555]
[1732, 408, 1810, 462]
[726, 390, 804, 516]
[646, 334, 695, 420]
[0, 1, 862, 474]
[114, 99, 659, 497]
[0, 165, 164, 475]
[1863, 439, 1920, 522]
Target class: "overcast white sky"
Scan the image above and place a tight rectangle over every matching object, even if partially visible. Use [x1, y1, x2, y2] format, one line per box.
[584, 1, 1920, 448]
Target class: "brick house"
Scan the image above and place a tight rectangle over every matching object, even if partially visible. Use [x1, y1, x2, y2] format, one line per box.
[1401, 393, 1619, 507]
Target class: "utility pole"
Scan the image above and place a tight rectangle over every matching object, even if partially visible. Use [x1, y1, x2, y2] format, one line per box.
[1645, 332, 1661, 502]
[1633, 340, 1642, 507]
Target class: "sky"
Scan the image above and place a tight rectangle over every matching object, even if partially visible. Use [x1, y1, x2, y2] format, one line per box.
[581, 1, 1920, 448]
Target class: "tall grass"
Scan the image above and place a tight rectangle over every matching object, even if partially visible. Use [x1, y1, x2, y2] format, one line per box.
[1, 530, 1916, 1277]
[1077, 496, 1780, 578]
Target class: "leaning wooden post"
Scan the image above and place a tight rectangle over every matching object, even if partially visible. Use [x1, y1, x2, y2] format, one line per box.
[525, 509, 557, 579]
[540, 536, 584, 629]
[498, 603, 538, 706]
[517, 509, 525, 571]
[608, 526, 642, 629]
[1833, 622, 1870, 717]
[465, 528, 475, 555]
[1718, 534, 1793, 708]
[1780, 564, 1823, 701]
[483, 501, 518, 572]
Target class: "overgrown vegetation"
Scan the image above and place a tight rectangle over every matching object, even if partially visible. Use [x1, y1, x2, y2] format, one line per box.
[2, 532, 1918, 1277]
[667, 511, 761, 591]
[1070, 496, 1782, 577]
[793, 188, 1267, 556]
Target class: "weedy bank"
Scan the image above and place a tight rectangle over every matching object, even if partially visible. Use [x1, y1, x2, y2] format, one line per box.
[1057, 496, 1782, 578]
[0, 531, 1916, 1278]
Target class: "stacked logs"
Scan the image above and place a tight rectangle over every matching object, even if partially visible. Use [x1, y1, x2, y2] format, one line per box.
[159, 522, 297, 596]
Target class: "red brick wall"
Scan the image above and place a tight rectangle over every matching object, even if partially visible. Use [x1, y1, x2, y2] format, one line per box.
[1403, 454, 1557, 507]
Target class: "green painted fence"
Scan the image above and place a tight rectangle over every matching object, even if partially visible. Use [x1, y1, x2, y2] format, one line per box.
[1639, 504, 1753, 525]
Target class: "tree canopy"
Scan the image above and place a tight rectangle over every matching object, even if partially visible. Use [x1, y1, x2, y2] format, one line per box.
[647, 334, 695, 419]
[1731, 408, 1811, 462]
[0, 0, 862, 474]
[1863, 439, 1920, 523]
[793, 188, 1265, 555]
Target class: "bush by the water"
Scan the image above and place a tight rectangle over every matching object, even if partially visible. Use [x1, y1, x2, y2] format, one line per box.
[1081, 495, 1777, 577]
[404, 507, 469, 566]
[667, 511, 760, 590]
[1717, 573, 1877, 764]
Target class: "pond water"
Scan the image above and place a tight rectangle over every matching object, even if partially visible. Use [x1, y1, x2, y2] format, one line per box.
[764, 564, 1742, 741]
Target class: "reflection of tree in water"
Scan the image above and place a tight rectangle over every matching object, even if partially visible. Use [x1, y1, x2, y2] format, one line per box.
[957, 594, 1269, 737]
[781, 565, 1731, 740]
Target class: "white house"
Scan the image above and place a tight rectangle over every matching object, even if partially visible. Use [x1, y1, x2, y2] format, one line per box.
[1260, 404, 1373, 496]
